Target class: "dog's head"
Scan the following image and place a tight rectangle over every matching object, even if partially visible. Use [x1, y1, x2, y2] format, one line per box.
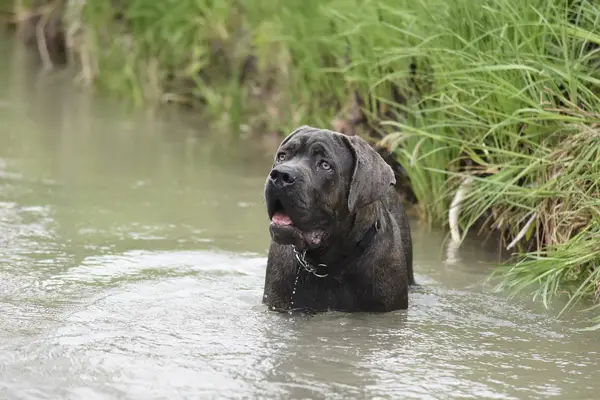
[265, 126, 395, 250]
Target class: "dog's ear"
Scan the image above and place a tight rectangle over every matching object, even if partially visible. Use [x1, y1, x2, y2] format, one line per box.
[341, 135, 396, 213]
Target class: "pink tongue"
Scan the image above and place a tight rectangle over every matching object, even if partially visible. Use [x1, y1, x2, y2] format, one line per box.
[272, 212, 293, 226]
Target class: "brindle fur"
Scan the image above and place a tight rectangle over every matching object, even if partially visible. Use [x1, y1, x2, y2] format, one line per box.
[263, 126, 414, 313]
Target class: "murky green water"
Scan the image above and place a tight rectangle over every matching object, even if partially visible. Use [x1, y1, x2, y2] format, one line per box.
[1, 36, 600, 400]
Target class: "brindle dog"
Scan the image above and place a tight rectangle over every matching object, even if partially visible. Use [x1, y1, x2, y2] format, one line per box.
[263, 126, 414, 313]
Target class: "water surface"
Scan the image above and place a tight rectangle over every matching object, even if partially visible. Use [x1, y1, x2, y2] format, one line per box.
[1, 36, 599, 400]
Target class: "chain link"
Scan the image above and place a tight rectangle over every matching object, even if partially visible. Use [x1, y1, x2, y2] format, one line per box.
[293, 247, 328, 278]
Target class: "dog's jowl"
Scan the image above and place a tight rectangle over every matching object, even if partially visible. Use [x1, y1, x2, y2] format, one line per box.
[263, 126, 414, 313]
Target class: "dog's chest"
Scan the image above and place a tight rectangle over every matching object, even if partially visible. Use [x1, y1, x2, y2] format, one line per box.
[287, 270, 357, 312]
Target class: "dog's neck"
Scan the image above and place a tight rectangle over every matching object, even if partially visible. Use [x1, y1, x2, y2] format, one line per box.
[303, 202, 381, 271]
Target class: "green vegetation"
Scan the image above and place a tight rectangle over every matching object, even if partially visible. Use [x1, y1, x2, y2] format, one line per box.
[5, 0, 600, 326]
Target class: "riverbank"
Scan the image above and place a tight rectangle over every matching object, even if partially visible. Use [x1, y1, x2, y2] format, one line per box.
[3, 0, 600, 327]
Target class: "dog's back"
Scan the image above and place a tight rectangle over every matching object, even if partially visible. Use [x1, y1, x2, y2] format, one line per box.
[383, 189, 415, 285]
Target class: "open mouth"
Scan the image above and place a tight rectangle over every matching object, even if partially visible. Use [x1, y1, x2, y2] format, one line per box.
[270, 199, 294, 227]
[266, 195, 324, 249]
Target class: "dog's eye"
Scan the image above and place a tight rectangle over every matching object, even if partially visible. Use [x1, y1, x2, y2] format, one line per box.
[276, 153, 287, 162]
[319, 160, 332, 170]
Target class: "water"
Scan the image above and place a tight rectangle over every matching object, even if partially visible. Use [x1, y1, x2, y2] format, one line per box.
[1, 36, 600, 400]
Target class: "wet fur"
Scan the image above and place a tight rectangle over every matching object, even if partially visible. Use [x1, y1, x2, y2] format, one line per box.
[263, 126, 414, 313]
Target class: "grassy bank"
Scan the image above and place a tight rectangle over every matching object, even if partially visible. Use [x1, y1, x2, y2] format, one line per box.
[5, 0, 600, 326]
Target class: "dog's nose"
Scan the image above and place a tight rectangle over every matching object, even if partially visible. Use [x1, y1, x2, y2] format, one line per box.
[269, 166, 298, 188]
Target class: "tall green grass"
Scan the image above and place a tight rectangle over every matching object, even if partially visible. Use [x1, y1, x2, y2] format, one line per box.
[75, 0, 350, 131]
[335, 0, 600, 320]
[8, 0, 600, 324]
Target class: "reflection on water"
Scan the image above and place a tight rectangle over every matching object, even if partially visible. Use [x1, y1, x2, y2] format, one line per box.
[1, 36, 600, 400]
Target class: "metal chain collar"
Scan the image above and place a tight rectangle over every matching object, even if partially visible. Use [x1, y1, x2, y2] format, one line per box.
[293, 247, 328, 278]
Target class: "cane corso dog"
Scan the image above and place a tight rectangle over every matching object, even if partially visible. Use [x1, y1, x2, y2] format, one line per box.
[263, 126, 414, 313]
